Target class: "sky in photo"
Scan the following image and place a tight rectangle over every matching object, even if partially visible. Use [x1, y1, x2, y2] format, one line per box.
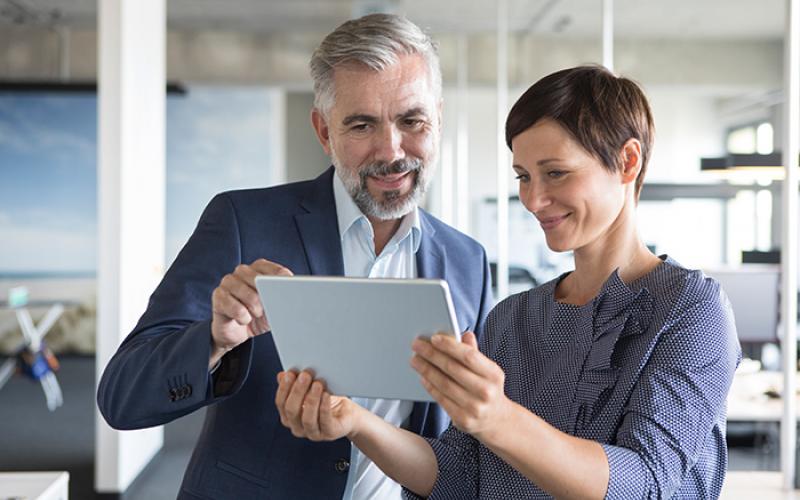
[0, 87, 275, 275]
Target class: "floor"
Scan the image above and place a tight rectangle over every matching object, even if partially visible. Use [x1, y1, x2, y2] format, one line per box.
[0, 356, 204, 499]
[0, 356, 798, 498]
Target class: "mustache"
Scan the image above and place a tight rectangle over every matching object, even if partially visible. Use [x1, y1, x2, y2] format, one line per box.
[359, 158, 423, 179]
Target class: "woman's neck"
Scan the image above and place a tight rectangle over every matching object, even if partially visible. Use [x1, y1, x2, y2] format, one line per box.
[555, 209, 661, 306]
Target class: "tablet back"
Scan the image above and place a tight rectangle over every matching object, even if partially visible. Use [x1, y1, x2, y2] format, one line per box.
[255, 276, 460, 402]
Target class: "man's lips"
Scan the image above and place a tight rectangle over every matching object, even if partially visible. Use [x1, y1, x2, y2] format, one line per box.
[368, 171, 414, 190]
[537, 214, 570, 230]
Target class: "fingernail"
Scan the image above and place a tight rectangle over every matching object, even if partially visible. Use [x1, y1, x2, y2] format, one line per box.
[431, 334, 443, 344]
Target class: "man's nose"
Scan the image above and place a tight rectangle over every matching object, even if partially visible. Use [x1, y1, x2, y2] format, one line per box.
[373, 125, 405, 165]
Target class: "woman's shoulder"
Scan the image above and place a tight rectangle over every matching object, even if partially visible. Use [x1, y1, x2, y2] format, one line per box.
[644, 256, 722, 303]
[641, 256, 731, 332]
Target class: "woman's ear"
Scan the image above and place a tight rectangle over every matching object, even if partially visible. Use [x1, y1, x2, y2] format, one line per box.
[619, 138, 642, 185]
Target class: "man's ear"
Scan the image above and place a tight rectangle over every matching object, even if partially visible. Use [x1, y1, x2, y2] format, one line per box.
[311, 108, 332, 156]
[437, 98, 443, 134]
[619, 138, 642, 185]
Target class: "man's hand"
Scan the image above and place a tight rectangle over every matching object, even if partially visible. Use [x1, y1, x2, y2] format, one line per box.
[209, 258, 292, 368]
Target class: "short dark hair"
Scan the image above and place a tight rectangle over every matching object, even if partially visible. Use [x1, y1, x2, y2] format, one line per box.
[505, 65, 654, 197]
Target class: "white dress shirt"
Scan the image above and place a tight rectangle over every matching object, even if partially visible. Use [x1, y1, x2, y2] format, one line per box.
[332, 172, 420, 500]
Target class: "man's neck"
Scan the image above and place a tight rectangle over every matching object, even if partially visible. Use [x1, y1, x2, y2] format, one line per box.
[366, 214, 403, 256]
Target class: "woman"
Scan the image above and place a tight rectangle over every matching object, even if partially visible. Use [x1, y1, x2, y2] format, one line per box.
[275, 65, 740, 499]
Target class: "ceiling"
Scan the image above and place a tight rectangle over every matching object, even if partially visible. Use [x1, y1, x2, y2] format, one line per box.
[0, 0, 788, 39]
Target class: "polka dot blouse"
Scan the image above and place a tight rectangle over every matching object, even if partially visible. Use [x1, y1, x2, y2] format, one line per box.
[405, 256, 741, 499]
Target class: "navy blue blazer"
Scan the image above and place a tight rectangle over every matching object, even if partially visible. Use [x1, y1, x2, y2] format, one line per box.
[97, 167, 493, 500]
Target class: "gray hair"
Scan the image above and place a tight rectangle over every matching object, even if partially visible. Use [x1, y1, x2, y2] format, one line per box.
[309, 13, 442, 116]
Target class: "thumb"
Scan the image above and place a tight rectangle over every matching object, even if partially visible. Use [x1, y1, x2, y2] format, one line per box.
[462, 331, 478, 348]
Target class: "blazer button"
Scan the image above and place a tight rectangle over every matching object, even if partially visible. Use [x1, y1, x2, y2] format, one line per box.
[334, 458, 350, 473]
[169, 388, 178, 401]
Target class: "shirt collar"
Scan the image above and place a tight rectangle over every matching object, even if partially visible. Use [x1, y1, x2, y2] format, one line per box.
[332, 170, 422, 253]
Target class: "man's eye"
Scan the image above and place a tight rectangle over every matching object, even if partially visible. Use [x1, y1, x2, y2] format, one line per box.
[403, 118, 424, 128]
[351, 123, 370, 132]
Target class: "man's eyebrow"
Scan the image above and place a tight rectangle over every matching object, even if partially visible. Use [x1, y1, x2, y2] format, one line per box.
[342, 114, 378, 126]
[396, 107, 429, 120]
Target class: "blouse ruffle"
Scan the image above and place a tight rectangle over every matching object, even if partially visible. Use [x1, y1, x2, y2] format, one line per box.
[570, 270, 654, 431]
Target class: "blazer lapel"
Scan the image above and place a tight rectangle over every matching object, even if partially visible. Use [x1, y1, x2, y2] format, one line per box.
[416, 211, 446, 280]
[294, 167, 345, 276]
[410, 211, 449, 436]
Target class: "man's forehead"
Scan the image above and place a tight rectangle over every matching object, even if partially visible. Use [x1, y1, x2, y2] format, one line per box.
[328, 59, 438, 119]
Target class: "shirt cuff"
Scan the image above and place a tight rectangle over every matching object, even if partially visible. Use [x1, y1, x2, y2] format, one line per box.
[602, 444, 653, 499]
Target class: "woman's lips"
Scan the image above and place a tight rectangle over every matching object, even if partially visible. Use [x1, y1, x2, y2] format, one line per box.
[538, 214, 570, 230]
[369, 171, 413, 190]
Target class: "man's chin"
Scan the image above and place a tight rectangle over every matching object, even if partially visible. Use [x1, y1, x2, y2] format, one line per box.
[357, 190, 418, 221]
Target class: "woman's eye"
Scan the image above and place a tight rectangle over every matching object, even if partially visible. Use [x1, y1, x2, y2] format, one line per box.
[514, 174, 529, 182]
[547, 170, 566, 179]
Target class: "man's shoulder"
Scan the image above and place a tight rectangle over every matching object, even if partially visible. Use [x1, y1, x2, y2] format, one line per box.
[419, 209, 486, 255]
[211, 173, 330, 214]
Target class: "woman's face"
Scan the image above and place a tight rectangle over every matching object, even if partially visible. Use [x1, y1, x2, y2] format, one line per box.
[511, 119, 630, 253]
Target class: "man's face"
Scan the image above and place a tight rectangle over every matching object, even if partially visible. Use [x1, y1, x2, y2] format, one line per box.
[312, 53, 441, 221]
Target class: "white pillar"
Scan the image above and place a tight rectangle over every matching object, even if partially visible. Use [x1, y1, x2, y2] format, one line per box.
[782, 0, 799, 490]
[455, 34, 470, 235]
[95, 0, 166, 493]
[602, 0, 614, 72]
[496, 0, 510, 300]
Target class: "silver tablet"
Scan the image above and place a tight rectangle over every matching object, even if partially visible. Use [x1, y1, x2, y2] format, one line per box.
[255, 276, 461, 402]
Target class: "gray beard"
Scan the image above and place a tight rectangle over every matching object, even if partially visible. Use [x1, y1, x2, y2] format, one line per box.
[333, 156, 429, 221]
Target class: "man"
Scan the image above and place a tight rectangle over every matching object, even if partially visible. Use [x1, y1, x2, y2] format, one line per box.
[97, 13, 492, 500]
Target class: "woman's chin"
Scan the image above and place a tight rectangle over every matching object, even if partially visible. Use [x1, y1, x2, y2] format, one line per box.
[544, 237, 573, 254]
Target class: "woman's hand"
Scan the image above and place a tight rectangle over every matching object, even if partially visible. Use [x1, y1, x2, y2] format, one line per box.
[411, 332, 514, 440]
[275, 370, 363, 441]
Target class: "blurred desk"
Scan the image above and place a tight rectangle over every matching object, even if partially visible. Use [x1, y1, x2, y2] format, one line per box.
[0, 471, 69, 500]
[727, 370, 800, 422]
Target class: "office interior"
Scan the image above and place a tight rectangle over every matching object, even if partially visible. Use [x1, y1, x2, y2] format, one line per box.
[0, 0, 799, 498]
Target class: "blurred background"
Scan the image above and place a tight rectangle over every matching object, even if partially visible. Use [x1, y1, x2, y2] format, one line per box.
[0, 0, 797, 498]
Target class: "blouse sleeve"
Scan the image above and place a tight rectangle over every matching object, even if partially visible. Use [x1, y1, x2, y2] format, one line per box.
[402, 423, 480, 500]
[602, 293, 740, 499]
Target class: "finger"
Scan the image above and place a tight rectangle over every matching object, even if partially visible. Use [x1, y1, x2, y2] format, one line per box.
[284, 371, 313, 435]
[430, 334, 498, 379]
[275, 370, 296, 426]
[250, 258, 294, 277]
[462, 331, 478, 348]
[418, 375, 465, 425]
[212, 287, 252, 325]
[301, 381, 324, 440]
[411, 354, 474, 408]
[318, 392, 336, 436]
[412, 337, 484, 390]
[231, 263, 261, 288]
[220, 272, 265, 322]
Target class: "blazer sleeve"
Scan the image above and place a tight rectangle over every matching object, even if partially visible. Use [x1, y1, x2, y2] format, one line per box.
[474, 248, 493, 339]
[97, 193, 255, 430]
